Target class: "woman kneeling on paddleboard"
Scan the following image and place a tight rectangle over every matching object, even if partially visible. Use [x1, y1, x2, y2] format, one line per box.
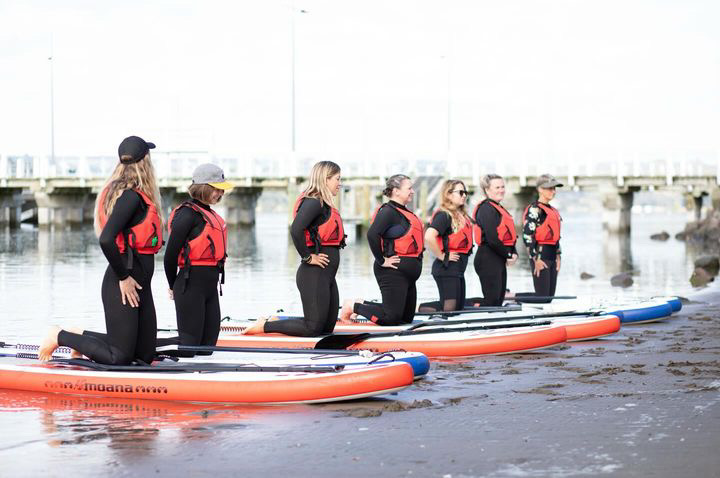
[418, 179, 473, 312]
[514, 174, 563, 303]
[244, 161, 345, 336]
[157, 164, 232, 355]
[39, 136, 164, 364]
[340, 174, 424, 325]
[469, 173, 518, 307]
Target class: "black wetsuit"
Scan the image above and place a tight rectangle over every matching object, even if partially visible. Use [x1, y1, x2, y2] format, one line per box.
[519, 201, 561, 302]
[418, 211, 470, 312]
[264, 197, 340, 336]
[354, 201, 423, 325]
[472, 199, 516, 306]
[58, 190, 157, 365]
[157, 200, 223, 356]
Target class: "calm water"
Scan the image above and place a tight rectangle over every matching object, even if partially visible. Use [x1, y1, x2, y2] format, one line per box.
[0, 210, 701, 341]
[0, 209, 704, 475]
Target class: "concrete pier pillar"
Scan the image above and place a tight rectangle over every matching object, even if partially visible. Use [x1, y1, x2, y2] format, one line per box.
[356, 184, 373, 237]
[506, 187, 536, 226]
[34, 188, 91, 227]
[160, 187, 189, 219]
[286, 179, 300, 225]
[692, 194, 705, 221]
[224, 187, 262, 226]
[601, 188, 636, 234]
[83, 193, 97, 223]
[0, 188, 23, 226]
[711, 187, 720, 211]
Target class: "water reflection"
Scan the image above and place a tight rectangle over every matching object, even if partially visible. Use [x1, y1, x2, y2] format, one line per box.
[602, 232, 634, 274]
[0, 389, 292, 456]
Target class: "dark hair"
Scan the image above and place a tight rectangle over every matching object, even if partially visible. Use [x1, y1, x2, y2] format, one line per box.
[383, 174, 411, 197]
[188, 183, 219, 204]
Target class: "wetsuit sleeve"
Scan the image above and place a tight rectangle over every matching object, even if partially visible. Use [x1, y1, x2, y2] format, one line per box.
[98, 190, 142, 280]
[522, 205, 541, 259]
[429, 211, 451, 236]
[290, 198, 323, 257]
[163, 207, 200, 289]
[366, 206, 396, 264]
[476, 203, 513, 260]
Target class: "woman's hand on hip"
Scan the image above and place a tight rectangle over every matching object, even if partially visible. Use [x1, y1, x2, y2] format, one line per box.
[382, 256, 401, 269]
[445, 252, 460, 262]
[309, 253, 330, 268]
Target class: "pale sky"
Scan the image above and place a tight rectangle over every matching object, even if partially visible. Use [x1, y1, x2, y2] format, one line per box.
[0, 0, 717, 160]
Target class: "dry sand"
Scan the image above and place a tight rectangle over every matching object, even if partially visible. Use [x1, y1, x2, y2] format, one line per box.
[119, 290, 720, 477]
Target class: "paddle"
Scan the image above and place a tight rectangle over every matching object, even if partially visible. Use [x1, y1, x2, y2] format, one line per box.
[49, 357, 344, 374]
[400, 312, 603, 330]
[163, 344, 374, 356]
[335, 303, 523, 317]
[314, 320, 553, 349]
[510, 295, 578, 304]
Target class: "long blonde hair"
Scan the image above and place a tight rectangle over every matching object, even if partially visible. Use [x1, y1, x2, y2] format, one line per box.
[438, 179, 469, 232]
[302, 161, 341, 207]
[94, 155, 163, 236]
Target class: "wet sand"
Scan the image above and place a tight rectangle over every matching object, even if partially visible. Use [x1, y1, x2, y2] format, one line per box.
[117, 291, 720, 477]
[2, 291, 719, 477]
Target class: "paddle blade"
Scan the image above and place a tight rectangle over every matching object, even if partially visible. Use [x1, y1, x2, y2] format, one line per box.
[314, 333, 372, 350]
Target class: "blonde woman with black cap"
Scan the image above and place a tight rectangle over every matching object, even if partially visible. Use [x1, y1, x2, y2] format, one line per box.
[340, 174, 424, 325]
[159, 164, 232, 355]
[244, 161, 345, 336]
[39, 136, 163, 363]
[518, 174, 563, 303]
[471, 173, 518, 306]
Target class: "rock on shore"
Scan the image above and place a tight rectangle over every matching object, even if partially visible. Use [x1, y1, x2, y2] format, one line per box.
[650, 231, 670, 241]
[678, 209, 720, 250]
[610, 273, 633, 287]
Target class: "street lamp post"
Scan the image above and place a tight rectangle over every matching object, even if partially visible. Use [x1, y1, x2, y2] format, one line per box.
[49, 50, 55, 169]
[290, 4, 307, 176]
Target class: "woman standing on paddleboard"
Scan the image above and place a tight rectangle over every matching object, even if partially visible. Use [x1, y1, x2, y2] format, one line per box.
[519, 174, 563, 303]
[159, 164, 232, 355]
[244, 161, 345, 336]
[418, 179, 473, 312]
[340, 174, 424, 325]
[471, 174, 518, 306]
[39, 136, 163, 363]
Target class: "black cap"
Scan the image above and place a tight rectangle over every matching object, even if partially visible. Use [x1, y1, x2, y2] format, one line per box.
[118, 136, 156, 164]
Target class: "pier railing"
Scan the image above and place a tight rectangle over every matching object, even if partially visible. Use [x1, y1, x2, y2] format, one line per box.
[1, 151, 717, 187]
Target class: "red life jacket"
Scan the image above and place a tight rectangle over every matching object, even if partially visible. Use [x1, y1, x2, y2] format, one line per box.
[97, 187, 163, 256]
[168, 202, 227, 267]
[430, 209, 473, 254]
[370, 202, 424, 258]
[472, 200, 517, 246]
[292, 196, 345, 249]
[523, 202, 561, 245]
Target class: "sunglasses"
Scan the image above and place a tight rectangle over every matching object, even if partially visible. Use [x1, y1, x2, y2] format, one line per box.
[452, 190, 468, 196]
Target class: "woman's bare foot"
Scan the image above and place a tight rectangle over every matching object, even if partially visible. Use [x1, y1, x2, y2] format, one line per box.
[339, 300, 354, 323]
[242, 317, 268, 335]
[38, 326, 61, 361]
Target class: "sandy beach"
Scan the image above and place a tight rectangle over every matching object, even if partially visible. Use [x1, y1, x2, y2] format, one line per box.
[74, 290, 716, 478]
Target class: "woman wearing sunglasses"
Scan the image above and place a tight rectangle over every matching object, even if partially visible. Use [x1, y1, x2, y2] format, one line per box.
[418, 180, 473, 312]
